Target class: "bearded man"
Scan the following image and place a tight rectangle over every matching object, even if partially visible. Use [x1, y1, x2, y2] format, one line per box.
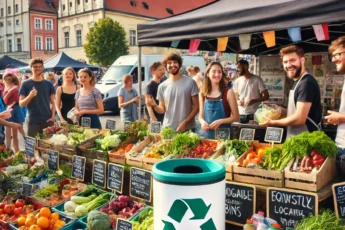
[261, 45, 321, 138]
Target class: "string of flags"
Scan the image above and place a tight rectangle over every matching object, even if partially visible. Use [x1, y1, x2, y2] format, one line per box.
[171, 23, 330, 53]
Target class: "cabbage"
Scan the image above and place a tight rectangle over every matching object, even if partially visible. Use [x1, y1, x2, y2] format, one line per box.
[100, 134, 121, 151]
[83, 129, 96, 139]
[50, 134, 68, 145]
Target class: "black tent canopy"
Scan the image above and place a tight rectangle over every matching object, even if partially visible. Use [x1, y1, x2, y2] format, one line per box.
[0, 55, 27, 70]
[137, 0, 345, 55]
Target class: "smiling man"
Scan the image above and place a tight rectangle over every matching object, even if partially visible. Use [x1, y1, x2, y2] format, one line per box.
[146, 52, 199, 131]
[261, 45, 321, 138]
[325, 36, 345, 179]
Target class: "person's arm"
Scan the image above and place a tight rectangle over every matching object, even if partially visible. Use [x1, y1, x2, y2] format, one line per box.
[198, 93, 209, 130]
[0, 117, 20, 129]
[248, 89, 269, 105]
[176, 95, 199, 131]
[118, 95, 139, 108]
[47, 93, 56, 122]
[145, 94, 157, 121]
[325, 110, 345, 125]
[55, 87, 65, 122]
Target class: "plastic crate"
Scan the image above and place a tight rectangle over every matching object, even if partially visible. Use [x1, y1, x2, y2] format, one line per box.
[60, 220, 87, 230]
[28, 170, 48, 184]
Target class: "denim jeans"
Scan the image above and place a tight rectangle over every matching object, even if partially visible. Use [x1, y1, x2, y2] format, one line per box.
[336, 147, 345, 181]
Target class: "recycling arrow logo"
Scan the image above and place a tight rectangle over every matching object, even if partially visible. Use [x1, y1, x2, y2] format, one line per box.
[162, 198, 216, 230]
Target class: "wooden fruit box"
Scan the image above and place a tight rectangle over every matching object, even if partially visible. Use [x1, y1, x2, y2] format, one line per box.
[233, 141, 287, 187]
[226, 164, 233, 181]
[284, 156, 336, 192]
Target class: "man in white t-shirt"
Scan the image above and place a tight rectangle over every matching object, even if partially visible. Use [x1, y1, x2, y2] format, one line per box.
[325, 36, 345, 179]
[233, 59, 269, 122]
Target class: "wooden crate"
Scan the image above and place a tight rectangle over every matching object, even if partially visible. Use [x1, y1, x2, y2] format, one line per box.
[233, 142, 287, 187]
[226, 164, 233, 181]
[37, 138, 51, 149]
[284, 157, 337, 192]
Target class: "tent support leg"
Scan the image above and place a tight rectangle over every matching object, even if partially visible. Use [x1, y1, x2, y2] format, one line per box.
[138, 46, 142, 120]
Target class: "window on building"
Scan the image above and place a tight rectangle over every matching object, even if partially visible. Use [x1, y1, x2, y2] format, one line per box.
[1, 8, 3, 17]
[15, 19, 19, 26]
[0, 22, 3, 27]
[46, 20, 53, 30]
[7, 21, 11, 26]
[35, 37, 42, 50]
[34, 18, 42, 29]
[64, 32, 69, 47]
[15, 4, 18, 13]
[63, 4, 66, 10]
[8, 6, 11, 15]
[85, 0, 88, 3]
[8, 39, 12, 52]
[46, 38, 53, 50]
[77, 0, 80, 5]
[129, 30, 136, 46]
[0, 40, 4, 53]
[70, 2, 72, 7]
[17, 38, 21, 51]
[76, 30, 82, 46]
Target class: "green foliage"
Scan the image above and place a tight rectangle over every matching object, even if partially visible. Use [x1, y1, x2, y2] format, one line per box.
[84, 17, 129, 66]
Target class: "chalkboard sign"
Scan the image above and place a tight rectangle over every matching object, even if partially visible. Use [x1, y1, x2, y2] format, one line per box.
[106, 119, 116, 130]
[47, 150, 59, 171]
[332, 182, 345, 218]
[108, 163, 124, 193]
[92, 160, 106, 188]
[225, 182, 256, 226]
[239, 128, 255, 141]
[124, 121, 131, 127]
[130, 167, 152, 202]
[22, 183, 33, 196]
[25, 136, 36, 157]
[150, 121, 161, 134]
[264, 127, 284, 143]
[71, 156, 86, 181]
[116, 219, 132, 230]
[81, 117, 91, 128]
[267, 187, 318, 229]
[215, 128, 230, 140]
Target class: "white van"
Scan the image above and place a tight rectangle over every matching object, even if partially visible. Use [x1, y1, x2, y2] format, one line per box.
[96, 54, 206, 112]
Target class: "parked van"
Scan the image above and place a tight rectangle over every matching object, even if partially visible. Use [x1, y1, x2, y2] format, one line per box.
[96, 54, 206, 112]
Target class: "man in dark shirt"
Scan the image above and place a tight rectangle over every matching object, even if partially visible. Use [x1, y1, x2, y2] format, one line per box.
[261, 45, 321, 137]
[145, 62, 165, 123]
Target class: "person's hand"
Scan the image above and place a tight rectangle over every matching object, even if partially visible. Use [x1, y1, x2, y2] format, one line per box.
[200, 120, 209, 130]
[132, 96, 140, 103]
[246, 99, 255, 106]
[238, 100, 244, 106]
[325, 110, 343, 125]
[0, 110, 12, 119]
[60, 119, 68, 125]
[76, 110, 84, 118]
[29, 87, 37, 98]
[146, 97, 156, 107]
[151, 117, 158, 122]
[176, 120, 188, 132]
[47, 116, 55, 123]
[9, 122, 21, 129]
[259, 117, 273, 127]
[209, 120, 223, 130]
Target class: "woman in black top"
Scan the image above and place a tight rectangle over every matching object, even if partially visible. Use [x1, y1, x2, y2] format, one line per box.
[56, 67, 80, 124]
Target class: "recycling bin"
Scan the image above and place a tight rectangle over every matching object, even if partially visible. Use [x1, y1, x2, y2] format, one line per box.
[152, 159, 225, 230]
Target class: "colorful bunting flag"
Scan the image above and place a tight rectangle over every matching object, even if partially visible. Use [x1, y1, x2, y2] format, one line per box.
[189, 39, 201, 53]
[288, 27, 302, 42]
[263, 31, 276, 48]
[239, 34, 252, 50]
[217, 37, 228, 52]
[312, 23, 329, 41]
[171, 40, 180, 48]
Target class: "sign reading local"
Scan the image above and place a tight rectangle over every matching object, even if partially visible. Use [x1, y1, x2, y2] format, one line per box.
[92, 160, 106, 188]
[25, 136, 36, 158]
[239, 128, 255, 141]
[130, 167, 152, 202]
[47, 150, 59, 171]
[107, 163, 124, 193]
[225, 182, 256, 226]
[106, 119, 116, 130]
[267, 187, 318, 229]
[333, 182, 345, 218]
[81, 117, 91, 128]
[264, 127, 284, 143]
[71, 156, 86, 181]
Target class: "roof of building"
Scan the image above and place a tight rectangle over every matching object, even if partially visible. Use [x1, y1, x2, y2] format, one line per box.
[105, 0, 216, 19]
[30, 0, 59, 14]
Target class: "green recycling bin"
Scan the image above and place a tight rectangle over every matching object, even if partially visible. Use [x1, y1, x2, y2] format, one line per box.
[152, 159, 226, 230]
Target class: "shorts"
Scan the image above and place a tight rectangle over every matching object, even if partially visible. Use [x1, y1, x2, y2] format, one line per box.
[8, 105, 25, 123]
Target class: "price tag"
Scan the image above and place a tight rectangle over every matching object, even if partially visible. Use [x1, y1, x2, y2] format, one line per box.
[71, 156, 86, 181]
[25, 136, 36, 158]
[92, 160, 106, 188]
[124, 121, 131, 127]
[150, 121, 161, 134]
[106, 119, 116, 130]
[107, 163, 124, 193]
[116, 219, 132, 230]
[130, 167, 152, 202]
[47, 150, 59, 171]
[332, 182, 345, 218]
[22, 183, 33, 196]
[81, 117, 91, 128]
[239, 128, 255, 141]
[264, 127, 284, 143]
[215, 128, 230, 140]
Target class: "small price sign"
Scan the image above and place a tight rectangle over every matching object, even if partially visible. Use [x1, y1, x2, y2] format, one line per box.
[92, 160, 106, 188]
[150, 121, 161, 134]
[47, 150, 59, 171]
[239, 128, 255, 141]
[22, 183, 33, 196]
[71, 156, 86, 181]
[25, 136, 36, 158]
[116, 219, 132, 230]
[81, 117, 91, 128]
[264, 127, 284, 143]
[215, 128, 230, 140]
[106, 119, 116, 130]
[130, 167, 152, 202]
[108, 163, 124, 193]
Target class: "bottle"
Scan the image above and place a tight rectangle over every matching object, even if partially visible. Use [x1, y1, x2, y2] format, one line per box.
[243, 218, 255, 230]
[252, 211, 265, 228]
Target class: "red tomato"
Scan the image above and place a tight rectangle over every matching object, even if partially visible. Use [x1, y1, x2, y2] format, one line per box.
[13, 207, 22, 216]
[0, 203, 5, 209]
[4, 205, 14, 215]
[0, 209, 3, 215]
[15, 199, 25, 208]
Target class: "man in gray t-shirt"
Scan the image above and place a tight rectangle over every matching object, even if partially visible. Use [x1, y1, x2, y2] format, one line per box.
[147, 52, 199, 131]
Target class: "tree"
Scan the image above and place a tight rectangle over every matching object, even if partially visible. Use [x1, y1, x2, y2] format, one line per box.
[84, 18, 129, 66]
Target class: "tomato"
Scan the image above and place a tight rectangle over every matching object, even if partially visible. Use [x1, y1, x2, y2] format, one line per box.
[0, 209, 3, 215]
[0, 203, 5, 209]
[15, 199, 25, 208]
[14, 207, 23, 216]
[4, 204, 14, 215]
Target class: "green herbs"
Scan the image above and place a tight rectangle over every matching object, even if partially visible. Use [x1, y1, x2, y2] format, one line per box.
[225, 139, 251, 158]
[124, 121, 149, 141]
[161, 127, 176, 139]
[169, 132, 200, 156]
[11, 151, 25, 166]
[262, 147, 283, 170]
[33, 184, 59, 198]
[133, 208, 154, 230]
[295, 210, 345, 230]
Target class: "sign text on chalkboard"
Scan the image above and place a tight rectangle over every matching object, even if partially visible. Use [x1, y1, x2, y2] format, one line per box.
[332, 182, 345, 218]
[108, 163, 124, 193]
[81, 117, 91, 128]
[265, 127, 284, 143]
[25, 136, 36, 157]
[150, 121, 161, 134]
[130, 167, 152, 202]
[106, 119, 116, 130]
[225, 182, 256, 226]
[92, 160, 106, 188]
[215, 128, 230, 140]
[239, 128, 255, 141]
[71, 156, 86, 181]
[267, 187, 318, 229]
[22, 183, 33, 196]
[116, 218, 132, 230]
[48, 150, 59, 171]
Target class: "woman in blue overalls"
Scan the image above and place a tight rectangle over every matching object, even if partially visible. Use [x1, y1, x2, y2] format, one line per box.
[199, 62, 239, 139]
